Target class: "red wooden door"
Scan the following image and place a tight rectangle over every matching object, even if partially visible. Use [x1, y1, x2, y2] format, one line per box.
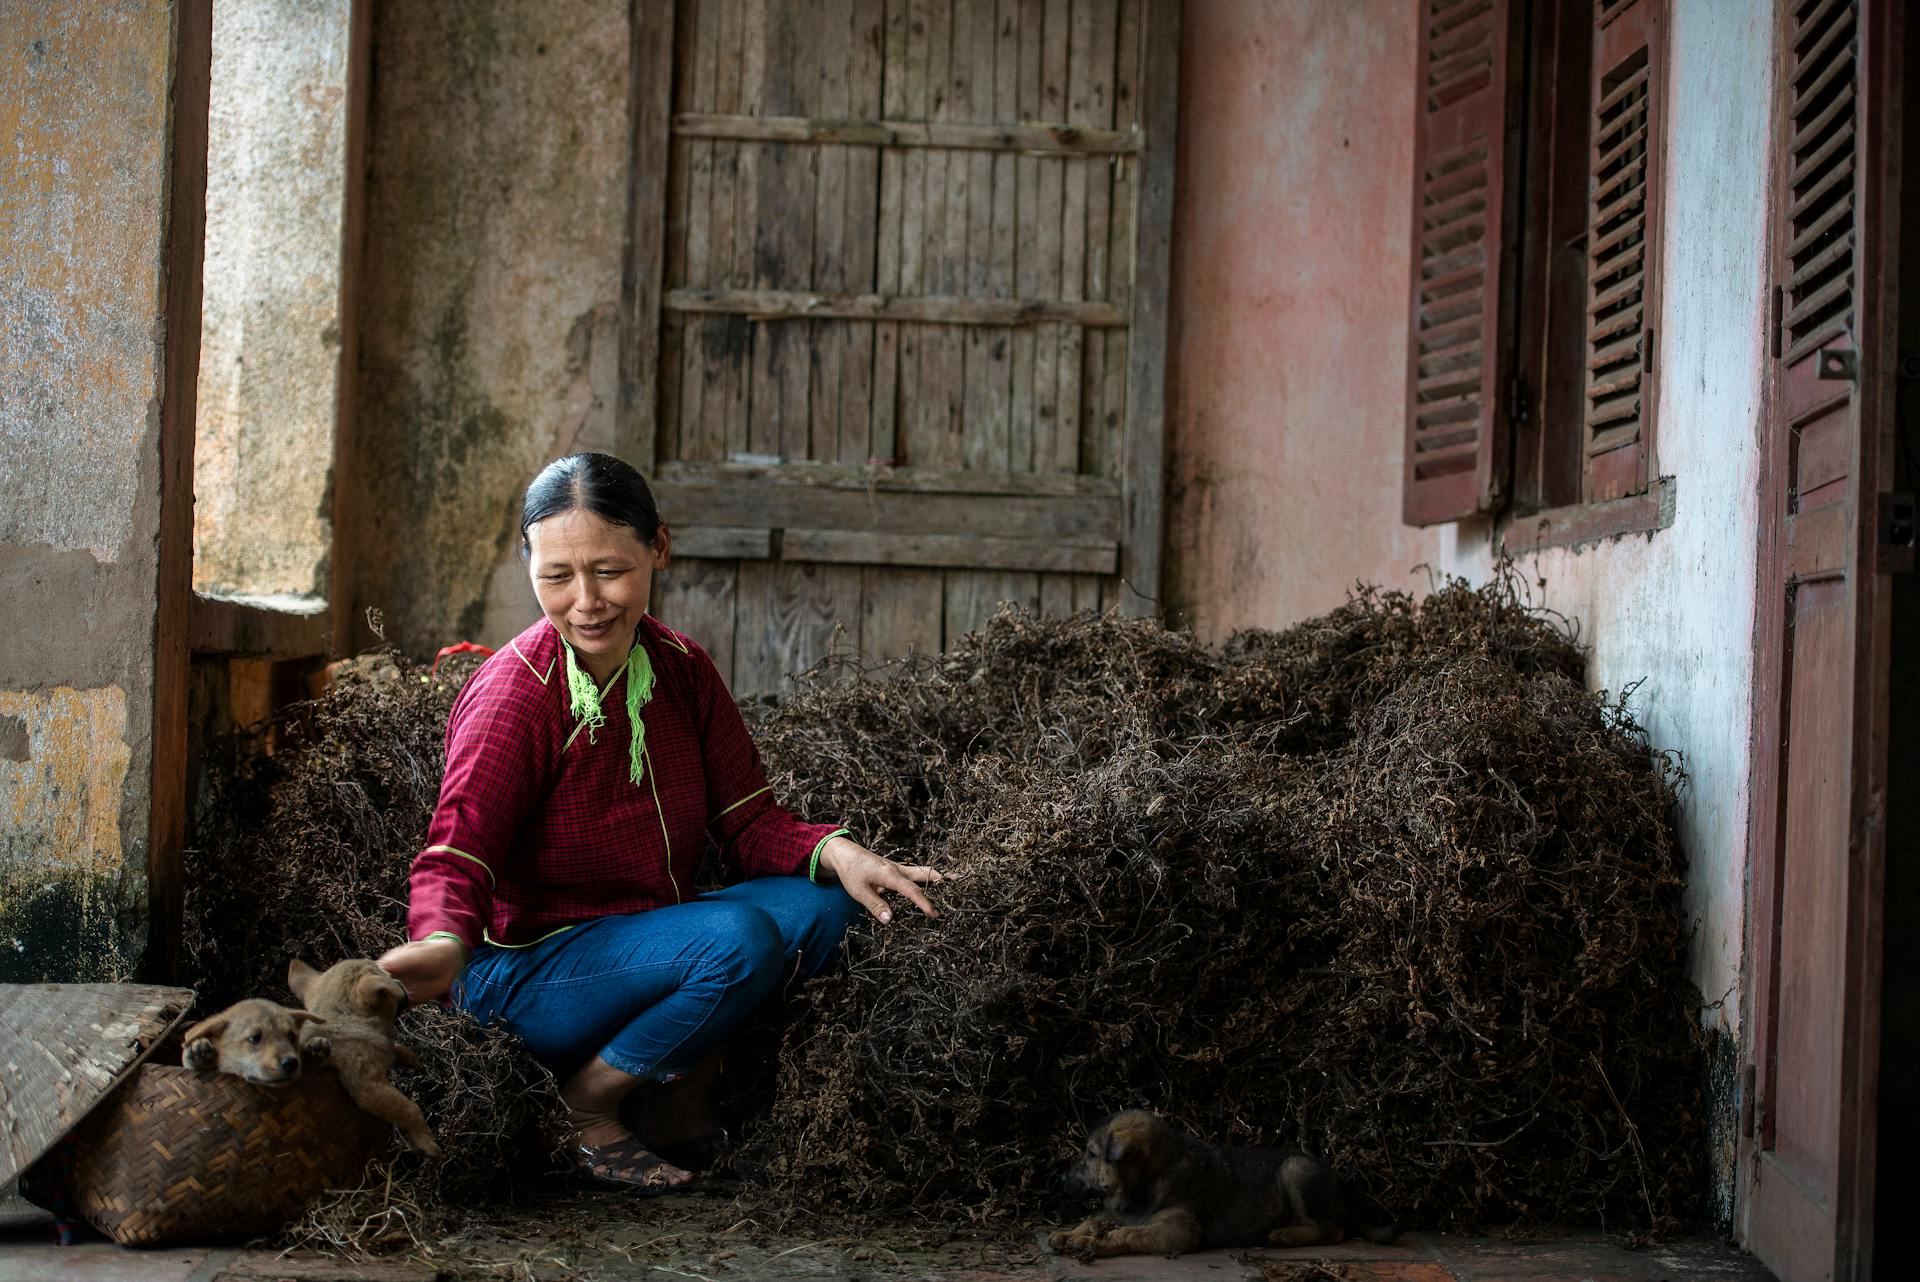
[1743, 2, 1899, 1278]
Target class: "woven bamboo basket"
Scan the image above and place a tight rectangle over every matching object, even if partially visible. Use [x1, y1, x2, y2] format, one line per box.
[55, 1062, 390, 1247]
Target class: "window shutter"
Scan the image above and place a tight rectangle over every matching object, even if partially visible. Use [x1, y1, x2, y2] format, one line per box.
[1779, 0, 1856, 366]
[1403, 0, 1523, 527]
[1580, 0, 1667, 503]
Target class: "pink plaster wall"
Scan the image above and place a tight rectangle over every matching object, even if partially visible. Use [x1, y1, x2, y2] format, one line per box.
[1164, 1, 1437, 640]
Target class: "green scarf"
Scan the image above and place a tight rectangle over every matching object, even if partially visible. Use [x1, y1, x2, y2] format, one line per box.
[563, 635, 656, 785]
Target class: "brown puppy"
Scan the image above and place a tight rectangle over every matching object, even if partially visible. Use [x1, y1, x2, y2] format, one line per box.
[1047, 1110, 1397, 1260]
[288, 958, 440, 1156]
[180, 999, 325, 1086]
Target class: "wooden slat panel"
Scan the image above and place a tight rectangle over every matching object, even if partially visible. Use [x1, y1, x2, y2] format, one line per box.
[810, 0, 853, 469]
[653, 474, 1122, 539]
[943, 569, 1041, 642]
[1010, 0, 1043, 471]
[655, 457, 1121, 495]
[1057, 0, 1091, 477]
[734, 560, 864, 693]
[674, 0, 714, 461]
[1039, 570, 1102, 616]
[651, 558, 739, 686]
[934, 0, 972, 469]
[672, 113, 1139, 152]
[906, 0, 953, 468]
[1102, 0, 1139, 481]
[624, 1, 678, 469]
[715, 0, 754, 462]
[659, 6, 696, 463]
[840, 0, 886, 465]
[871, 0, 910, 465]
[1076, 1, 1116, 475]
[1033, 0, 1070, 472]
[648, 0, 1167, 688]
[962, 0, 1006, 471]
[672, 525, 774, 559]
[1117, 0, 1175, 611]
[783, 527, 1118, 573]
[668, 289, 1127, 331]
[860, 565, 945, 662]
[895, 0, 931, 463]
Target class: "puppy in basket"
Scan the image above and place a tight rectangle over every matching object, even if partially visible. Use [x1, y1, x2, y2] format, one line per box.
[180, 999, 324, 1086]
[287, 958, 441, 1157]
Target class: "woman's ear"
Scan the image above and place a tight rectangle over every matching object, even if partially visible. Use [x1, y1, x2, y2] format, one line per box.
[652, 525, 672, 572]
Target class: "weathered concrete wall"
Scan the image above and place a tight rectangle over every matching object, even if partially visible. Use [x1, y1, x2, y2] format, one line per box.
[1163, 0, 1440, 640]
[193, 0, 349, 599]
[346, 0, 630, 658]
[0, 1, 188, 980]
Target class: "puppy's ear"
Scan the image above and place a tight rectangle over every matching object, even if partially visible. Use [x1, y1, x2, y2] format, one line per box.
[290, 1010, 328, 1028]
[181, 1012, 229, 1045]
[352, 972, 392, 1013]
[1103, 1131, 1130, 1165]
[287, 959, 319, 1001]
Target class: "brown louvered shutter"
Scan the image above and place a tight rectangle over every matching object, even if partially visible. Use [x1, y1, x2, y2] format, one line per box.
[1403, 0, 1523, 527]
[1580, 0, 1667, 502]
[1779, 0, 1856, 366]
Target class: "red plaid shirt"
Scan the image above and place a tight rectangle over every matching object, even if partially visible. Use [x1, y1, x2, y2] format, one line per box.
[407, 614, 846, 949]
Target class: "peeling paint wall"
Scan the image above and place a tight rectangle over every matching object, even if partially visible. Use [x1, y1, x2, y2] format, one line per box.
[0, 687, 136, 980]
[0, 1, 185, 982]
[1164, 0, 1440, 640]
[346, 0, 630, 658]
[193, 0, 350, 599]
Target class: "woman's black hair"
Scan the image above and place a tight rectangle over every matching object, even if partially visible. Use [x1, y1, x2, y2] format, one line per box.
[519, 452, 664, 555]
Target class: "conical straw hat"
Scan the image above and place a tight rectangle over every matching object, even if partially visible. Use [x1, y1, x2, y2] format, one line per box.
[0, 983, 195, 1184]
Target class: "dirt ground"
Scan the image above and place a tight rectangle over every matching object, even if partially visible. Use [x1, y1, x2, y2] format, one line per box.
[0, 1182, 1777, 1282]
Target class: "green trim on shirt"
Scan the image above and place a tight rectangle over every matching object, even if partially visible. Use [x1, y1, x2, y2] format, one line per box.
[424, 844, 496, 887]
[717, 784, 772, 818]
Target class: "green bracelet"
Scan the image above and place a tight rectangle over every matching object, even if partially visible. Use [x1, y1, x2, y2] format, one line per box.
[808, 829, 852, 883]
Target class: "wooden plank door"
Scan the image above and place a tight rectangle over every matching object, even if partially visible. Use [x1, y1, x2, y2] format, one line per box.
[628, 0, 1177, 695]
[1743, 2, 1901, 1278]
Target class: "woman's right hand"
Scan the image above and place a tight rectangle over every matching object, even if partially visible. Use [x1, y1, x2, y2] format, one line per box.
[377, 936, 468, 1004]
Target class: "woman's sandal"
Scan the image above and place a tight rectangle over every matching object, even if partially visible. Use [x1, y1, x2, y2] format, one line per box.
[575, 1136, 696, 1194]
[647, 1127, 731, 1174]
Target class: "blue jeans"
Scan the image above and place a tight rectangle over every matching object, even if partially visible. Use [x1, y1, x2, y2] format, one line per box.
[454, 877, 859, 1080]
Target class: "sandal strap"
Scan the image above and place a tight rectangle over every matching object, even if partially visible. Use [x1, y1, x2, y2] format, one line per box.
[577, 1137, 684, 1187]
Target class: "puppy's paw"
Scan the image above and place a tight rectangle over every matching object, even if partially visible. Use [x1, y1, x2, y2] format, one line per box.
[183, 1038, 216, 1071]
[1047, 1230, 1101, 1263]
[301, 1035, 332, 1065]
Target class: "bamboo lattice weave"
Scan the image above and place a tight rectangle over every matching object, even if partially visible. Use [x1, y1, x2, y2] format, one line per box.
[61, 1063, 387, 1247]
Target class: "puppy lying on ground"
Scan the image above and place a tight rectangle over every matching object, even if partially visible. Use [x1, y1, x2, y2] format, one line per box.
[1048, 1110, 1398, 1260]
[287, 958, 440, 1156]
[181, 999, 325, 1086]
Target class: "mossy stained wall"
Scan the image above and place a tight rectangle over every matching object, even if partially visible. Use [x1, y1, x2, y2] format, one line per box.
[346, 0, 629, 658]
[0, 0, 190, 982]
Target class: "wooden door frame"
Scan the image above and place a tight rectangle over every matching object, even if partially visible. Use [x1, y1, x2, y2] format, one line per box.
[1739, 1, 1902, 1275]
[149, 0, 213, 984]
[617, 0, 1180, 619]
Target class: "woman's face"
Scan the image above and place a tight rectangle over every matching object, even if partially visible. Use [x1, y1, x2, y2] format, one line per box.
[525, 508, 669, 670]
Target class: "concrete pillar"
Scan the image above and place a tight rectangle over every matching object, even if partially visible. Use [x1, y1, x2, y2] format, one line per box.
[0, 0, 209, 982]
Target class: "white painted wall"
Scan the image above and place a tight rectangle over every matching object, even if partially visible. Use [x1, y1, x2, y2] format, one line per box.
[1440, 0, 1774, 1039]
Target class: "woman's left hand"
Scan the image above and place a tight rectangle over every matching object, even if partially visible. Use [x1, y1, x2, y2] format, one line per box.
[814, 835, 943, 924]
